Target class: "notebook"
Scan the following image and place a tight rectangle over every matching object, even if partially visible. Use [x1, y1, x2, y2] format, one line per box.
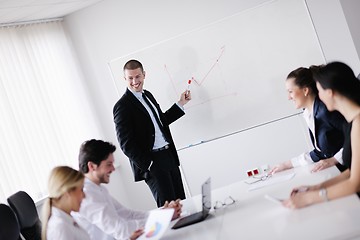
[171, 177, 211, 229]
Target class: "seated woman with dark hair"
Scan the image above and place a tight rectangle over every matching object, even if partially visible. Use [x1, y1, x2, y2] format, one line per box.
[270, 66, 347, 175]
[283, 61, 360, 209]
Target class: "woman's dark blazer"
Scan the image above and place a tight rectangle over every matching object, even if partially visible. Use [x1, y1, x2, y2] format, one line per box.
[309, 97, 347, 162]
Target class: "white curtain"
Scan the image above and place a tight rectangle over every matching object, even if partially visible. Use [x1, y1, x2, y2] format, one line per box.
[0, 21, 102, 202]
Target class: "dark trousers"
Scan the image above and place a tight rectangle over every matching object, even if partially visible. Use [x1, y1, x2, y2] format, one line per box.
[145, 148, 185, 207]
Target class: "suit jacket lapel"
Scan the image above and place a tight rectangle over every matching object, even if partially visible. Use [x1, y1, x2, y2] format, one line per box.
[143, 90, 162, 117]
[313, 96, 320, 119]
[124, 88, 149, 116]
[310, 96, 322, 147]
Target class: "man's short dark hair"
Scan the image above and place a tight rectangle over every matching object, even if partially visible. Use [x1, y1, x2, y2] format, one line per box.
[123, 59, 144, 72]
[78, 139, 116, 173]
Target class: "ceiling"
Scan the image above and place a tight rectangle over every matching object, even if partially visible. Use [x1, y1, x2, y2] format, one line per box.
[0, 0, 104, 25]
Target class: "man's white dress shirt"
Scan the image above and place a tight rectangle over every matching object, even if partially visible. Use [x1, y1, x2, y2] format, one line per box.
[72, 178, 148, 240]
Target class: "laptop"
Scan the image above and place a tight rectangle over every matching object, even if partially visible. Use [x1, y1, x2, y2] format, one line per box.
[171, 177, 211, 229]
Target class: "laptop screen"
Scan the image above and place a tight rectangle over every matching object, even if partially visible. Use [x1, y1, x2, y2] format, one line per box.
[201, 177, 211, 217]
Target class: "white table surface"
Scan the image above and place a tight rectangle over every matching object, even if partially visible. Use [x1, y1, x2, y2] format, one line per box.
[163, 166, 360, 240]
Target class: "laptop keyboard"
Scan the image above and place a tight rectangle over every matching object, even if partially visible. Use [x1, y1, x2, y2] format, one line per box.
[171, 211, 205, 229]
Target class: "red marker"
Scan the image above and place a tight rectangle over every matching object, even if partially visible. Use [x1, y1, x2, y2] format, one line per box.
[187, 79, 192, 93]
[185, 77, 194, 99]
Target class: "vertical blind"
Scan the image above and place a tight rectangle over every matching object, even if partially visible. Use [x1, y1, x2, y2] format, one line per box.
[0, 21, 102, 202]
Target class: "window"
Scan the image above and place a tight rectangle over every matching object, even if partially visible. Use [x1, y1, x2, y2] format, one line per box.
[0, 20, 102, 202]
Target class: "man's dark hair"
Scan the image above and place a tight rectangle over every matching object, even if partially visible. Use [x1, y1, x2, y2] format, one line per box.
[123, 59, 144, 72]
[78, 139, 116, 173]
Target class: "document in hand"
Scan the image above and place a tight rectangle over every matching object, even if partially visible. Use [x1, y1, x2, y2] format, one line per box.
[138, 208, 174, 240]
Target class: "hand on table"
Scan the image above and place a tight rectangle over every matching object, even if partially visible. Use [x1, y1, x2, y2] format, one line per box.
[269, 161, 292, 175]
[311, 158, 337, 173]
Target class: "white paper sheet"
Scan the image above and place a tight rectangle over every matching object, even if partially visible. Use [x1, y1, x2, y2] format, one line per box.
[138, 208, 174, 240]
[247, 172, 296, 191]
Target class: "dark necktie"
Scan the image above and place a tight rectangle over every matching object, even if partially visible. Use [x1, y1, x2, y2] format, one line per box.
[142, 93, 166, 135]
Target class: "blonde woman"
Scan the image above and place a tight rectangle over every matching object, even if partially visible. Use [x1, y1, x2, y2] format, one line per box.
[41, 166, 90, 240]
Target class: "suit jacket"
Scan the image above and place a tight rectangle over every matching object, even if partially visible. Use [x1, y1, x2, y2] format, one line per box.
[309, 97, 347, 162]
[113, 89, 184, 181]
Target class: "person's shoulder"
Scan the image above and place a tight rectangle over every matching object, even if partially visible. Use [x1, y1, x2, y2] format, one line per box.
[352, 114, 360, 128]
[47, 224, 74, 239]
[83, 178, 105, 194]
[144, 89, 155, 98]
[81, 184, 110, 210]
[116, 90, 130, 103]
[315, 97, 327, 111]
[113, 91, 131, 111]
[328, 110, 348, 127]
[351, 116, 360, 142]
[316, 98, 345, 121]
[47, 211, 74, 238]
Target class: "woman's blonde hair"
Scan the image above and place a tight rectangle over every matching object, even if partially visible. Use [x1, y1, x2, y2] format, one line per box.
[41, 166, 84, 240]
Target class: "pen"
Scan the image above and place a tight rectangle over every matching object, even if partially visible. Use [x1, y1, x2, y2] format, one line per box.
[297, 187, 309, 192]
[292, 186, 309, 195]
[186, 77, 194, 97]
[186, 78, 192, 97]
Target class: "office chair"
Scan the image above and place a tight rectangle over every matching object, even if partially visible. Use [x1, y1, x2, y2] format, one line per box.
[0, 203, 21, 240]
[7, 191, 42, 240]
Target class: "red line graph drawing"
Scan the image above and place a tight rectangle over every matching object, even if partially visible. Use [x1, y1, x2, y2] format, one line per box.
[164, 46, 236, 108]
[193, 45, 225, 86]
[164, 64, 179, 95]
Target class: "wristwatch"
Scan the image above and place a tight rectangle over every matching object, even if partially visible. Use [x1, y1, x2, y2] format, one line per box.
[319, 188, 329, 202]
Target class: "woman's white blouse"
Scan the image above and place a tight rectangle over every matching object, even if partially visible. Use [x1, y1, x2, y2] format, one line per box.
[47, 207, 91, 240]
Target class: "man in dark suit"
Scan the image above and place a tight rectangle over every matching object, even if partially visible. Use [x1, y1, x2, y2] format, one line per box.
[113, 59, 191, 207]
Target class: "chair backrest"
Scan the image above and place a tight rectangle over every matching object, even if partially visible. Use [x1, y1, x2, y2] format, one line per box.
[7, 191, 42, 240]
[0, 203, 20, 240]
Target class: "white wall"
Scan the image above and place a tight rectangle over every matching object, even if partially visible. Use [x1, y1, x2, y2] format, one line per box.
[306, 0, 360, 73]
[340, 0, 360, 70]
[63, 0, 360, 210]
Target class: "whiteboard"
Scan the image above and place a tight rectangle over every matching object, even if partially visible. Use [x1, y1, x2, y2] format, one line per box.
[108, 0, 324, 149]
[178, 114, 310, 195]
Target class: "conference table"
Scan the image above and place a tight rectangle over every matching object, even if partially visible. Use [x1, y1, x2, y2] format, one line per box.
[163, 165, 360, 240]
